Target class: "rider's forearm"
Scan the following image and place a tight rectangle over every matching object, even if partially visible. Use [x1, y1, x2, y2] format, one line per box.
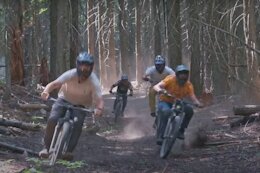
[191, 95, 201, 105]
[43, 81, 62, 94]
[110, 85, 115, 91]
[153, 81, 165, 93]
[95, 97, 104, 111]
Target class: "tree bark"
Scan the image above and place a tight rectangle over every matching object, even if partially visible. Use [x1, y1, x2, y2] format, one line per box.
[98, 1, 107, 88]
[69, 0, 79, 68]
[50, 0, 69, 80]
[167, 0, 181, 67]
[8, 0, 25, 85]
[87, 0, 95, 56]
[107, 0, 117, 85]
[118, 0, 130, 76]
[135, 0, 143, 85]
[153, 0, 161, 56]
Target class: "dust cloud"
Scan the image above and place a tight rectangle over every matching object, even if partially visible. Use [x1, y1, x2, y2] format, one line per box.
[118, 95, 156, 140]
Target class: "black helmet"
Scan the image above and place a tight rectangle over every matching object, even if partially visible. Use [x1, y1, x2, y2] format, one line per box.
[175, 64, 189, 86]
[175, 64, 189, 74]
[154, 55, 165, 74]
[154, 55, 165, 65]
[76, 51, 94, 78]
[121, 74, 128, 80]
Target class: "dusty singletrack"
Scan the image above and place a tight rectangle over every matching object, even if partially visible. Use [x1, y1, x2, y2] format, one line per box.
[0, 90, 259, 173]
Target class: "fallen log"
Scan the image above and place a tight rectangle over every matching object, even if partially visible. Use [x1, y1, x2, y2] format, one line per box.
[205, 140, 240, 147]
[230, 113, 260, 128]
[0, 141, 38, 157]
[18, 102, 49, 111]
[0, 118, 42, 131]
[212, 115, 240, 121]
[233, 105, 260, 116]
[0, 127, 11, 135]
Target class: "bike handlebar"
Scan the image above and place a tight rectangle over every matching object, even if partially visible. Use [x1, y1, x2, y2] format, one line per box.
[142, 76, 154, 83]
[48, 97, 94, 114]
[110, 92, 133, 96]
[160, 91, 200, 108]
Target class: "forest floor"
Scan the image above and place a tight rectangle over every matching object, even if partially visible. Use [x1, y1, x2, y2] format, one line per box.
[0, 85, 260, 173]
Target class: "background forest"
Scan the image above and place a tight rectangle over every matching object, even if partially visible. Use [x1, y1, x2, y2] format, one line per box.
[0, 0, 260, 100]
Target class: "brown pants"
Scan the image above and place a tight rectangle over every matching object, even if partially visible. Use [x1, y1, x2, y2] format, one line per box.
[148, 86, 157, 114]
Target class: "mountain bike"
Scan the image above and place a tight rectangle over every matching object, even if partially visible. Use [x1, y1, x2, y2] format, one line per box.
[48, 98, 94, 166]
[157, 94, 197, 159]
[111, 93, 127, 122]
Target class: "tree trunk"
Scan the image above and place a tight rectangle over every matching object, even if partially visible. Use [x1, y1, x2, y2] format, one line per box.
[118, 0, 130, 76]
[50, 0, 69, 80]
[243, 0, 258, 95]
[107, 0, 117, 85]
[98, 1, 107, 88]
[49, 0, 58, 80]
[167, 0, 181, 68]
[153, 0, 161, 56]
[87, 0, 95, 56]
[8, 0, 25, 85]
[188, 1, 203, 94]
[142, 0, 153, 65]
[3, 0, 11, 99]
[69, 0, 79, 68]
[135, 0, 143, 85]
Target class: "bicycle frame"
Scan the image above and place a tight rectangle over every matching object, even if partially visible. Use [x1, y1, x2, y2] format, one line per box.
[48, 98, 93, 166]
[49, 108, 75, 165]
[159, 99, 187, 159]
[114, 93, 125, 122]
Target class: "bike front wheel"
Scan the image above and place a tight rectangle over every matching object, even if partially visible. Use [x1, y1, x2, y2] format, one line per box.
[49, 122, 71, 165]
[160, 115, 183, 159]
[114, 101, 123, 122]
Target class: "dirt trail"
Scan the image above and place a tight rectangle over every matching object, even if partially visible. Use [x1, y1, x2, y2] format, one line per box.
[0, 91, 260, 173]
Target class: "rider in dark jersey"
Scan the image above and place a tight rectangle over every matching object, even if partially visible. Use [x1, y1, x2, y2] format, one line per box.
[109, 74, 133, 116]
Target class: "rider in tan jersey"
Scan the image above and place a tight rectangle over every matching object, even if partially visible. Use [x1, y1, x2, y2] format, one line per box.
[39, 51, 104, 160]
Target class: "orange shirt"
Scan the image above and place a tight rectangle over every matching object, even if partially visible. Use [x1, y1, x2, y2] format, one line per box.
[159, 75, 195, 103]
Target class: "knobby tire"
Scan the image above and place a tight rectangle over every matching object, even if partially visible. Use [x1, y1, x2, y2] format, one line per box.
[160, 114, 184, 159]
[49, 122, 71, 165]
[114, 100, 123, 122]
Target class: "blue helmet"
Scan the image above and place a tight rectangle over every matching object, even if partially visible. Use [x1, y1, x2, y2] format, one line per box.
[154, 55, 166, 74]
[154, 55, 165, 65]
[76, 51, 94, 78]
[76, 51, 94, 65]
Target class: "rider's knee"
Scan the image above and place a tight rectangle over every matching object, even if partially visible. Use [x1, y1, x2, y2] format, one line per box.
[184, 105, 194, 117]
[158, 108, 171, 118]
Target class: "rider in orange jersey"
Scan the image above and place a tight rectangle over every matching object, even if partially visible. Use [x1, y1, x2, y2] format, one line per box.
[153, 64, 203, 145]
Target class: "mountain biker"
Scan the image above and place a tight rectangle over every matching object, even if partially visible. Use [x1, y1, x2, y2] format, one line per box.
[109, 74, 134, 116]
[142, 55, 175, 117]
[153, 64, 203, 145]
[39, 51, 104, 160]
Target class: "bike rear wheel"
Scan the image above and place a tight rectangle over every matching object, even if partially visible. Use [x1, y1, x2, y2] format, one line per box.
[49, 122, 71, 165]
[114, 101, 123, 122]
[160, 114, 184, 159]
